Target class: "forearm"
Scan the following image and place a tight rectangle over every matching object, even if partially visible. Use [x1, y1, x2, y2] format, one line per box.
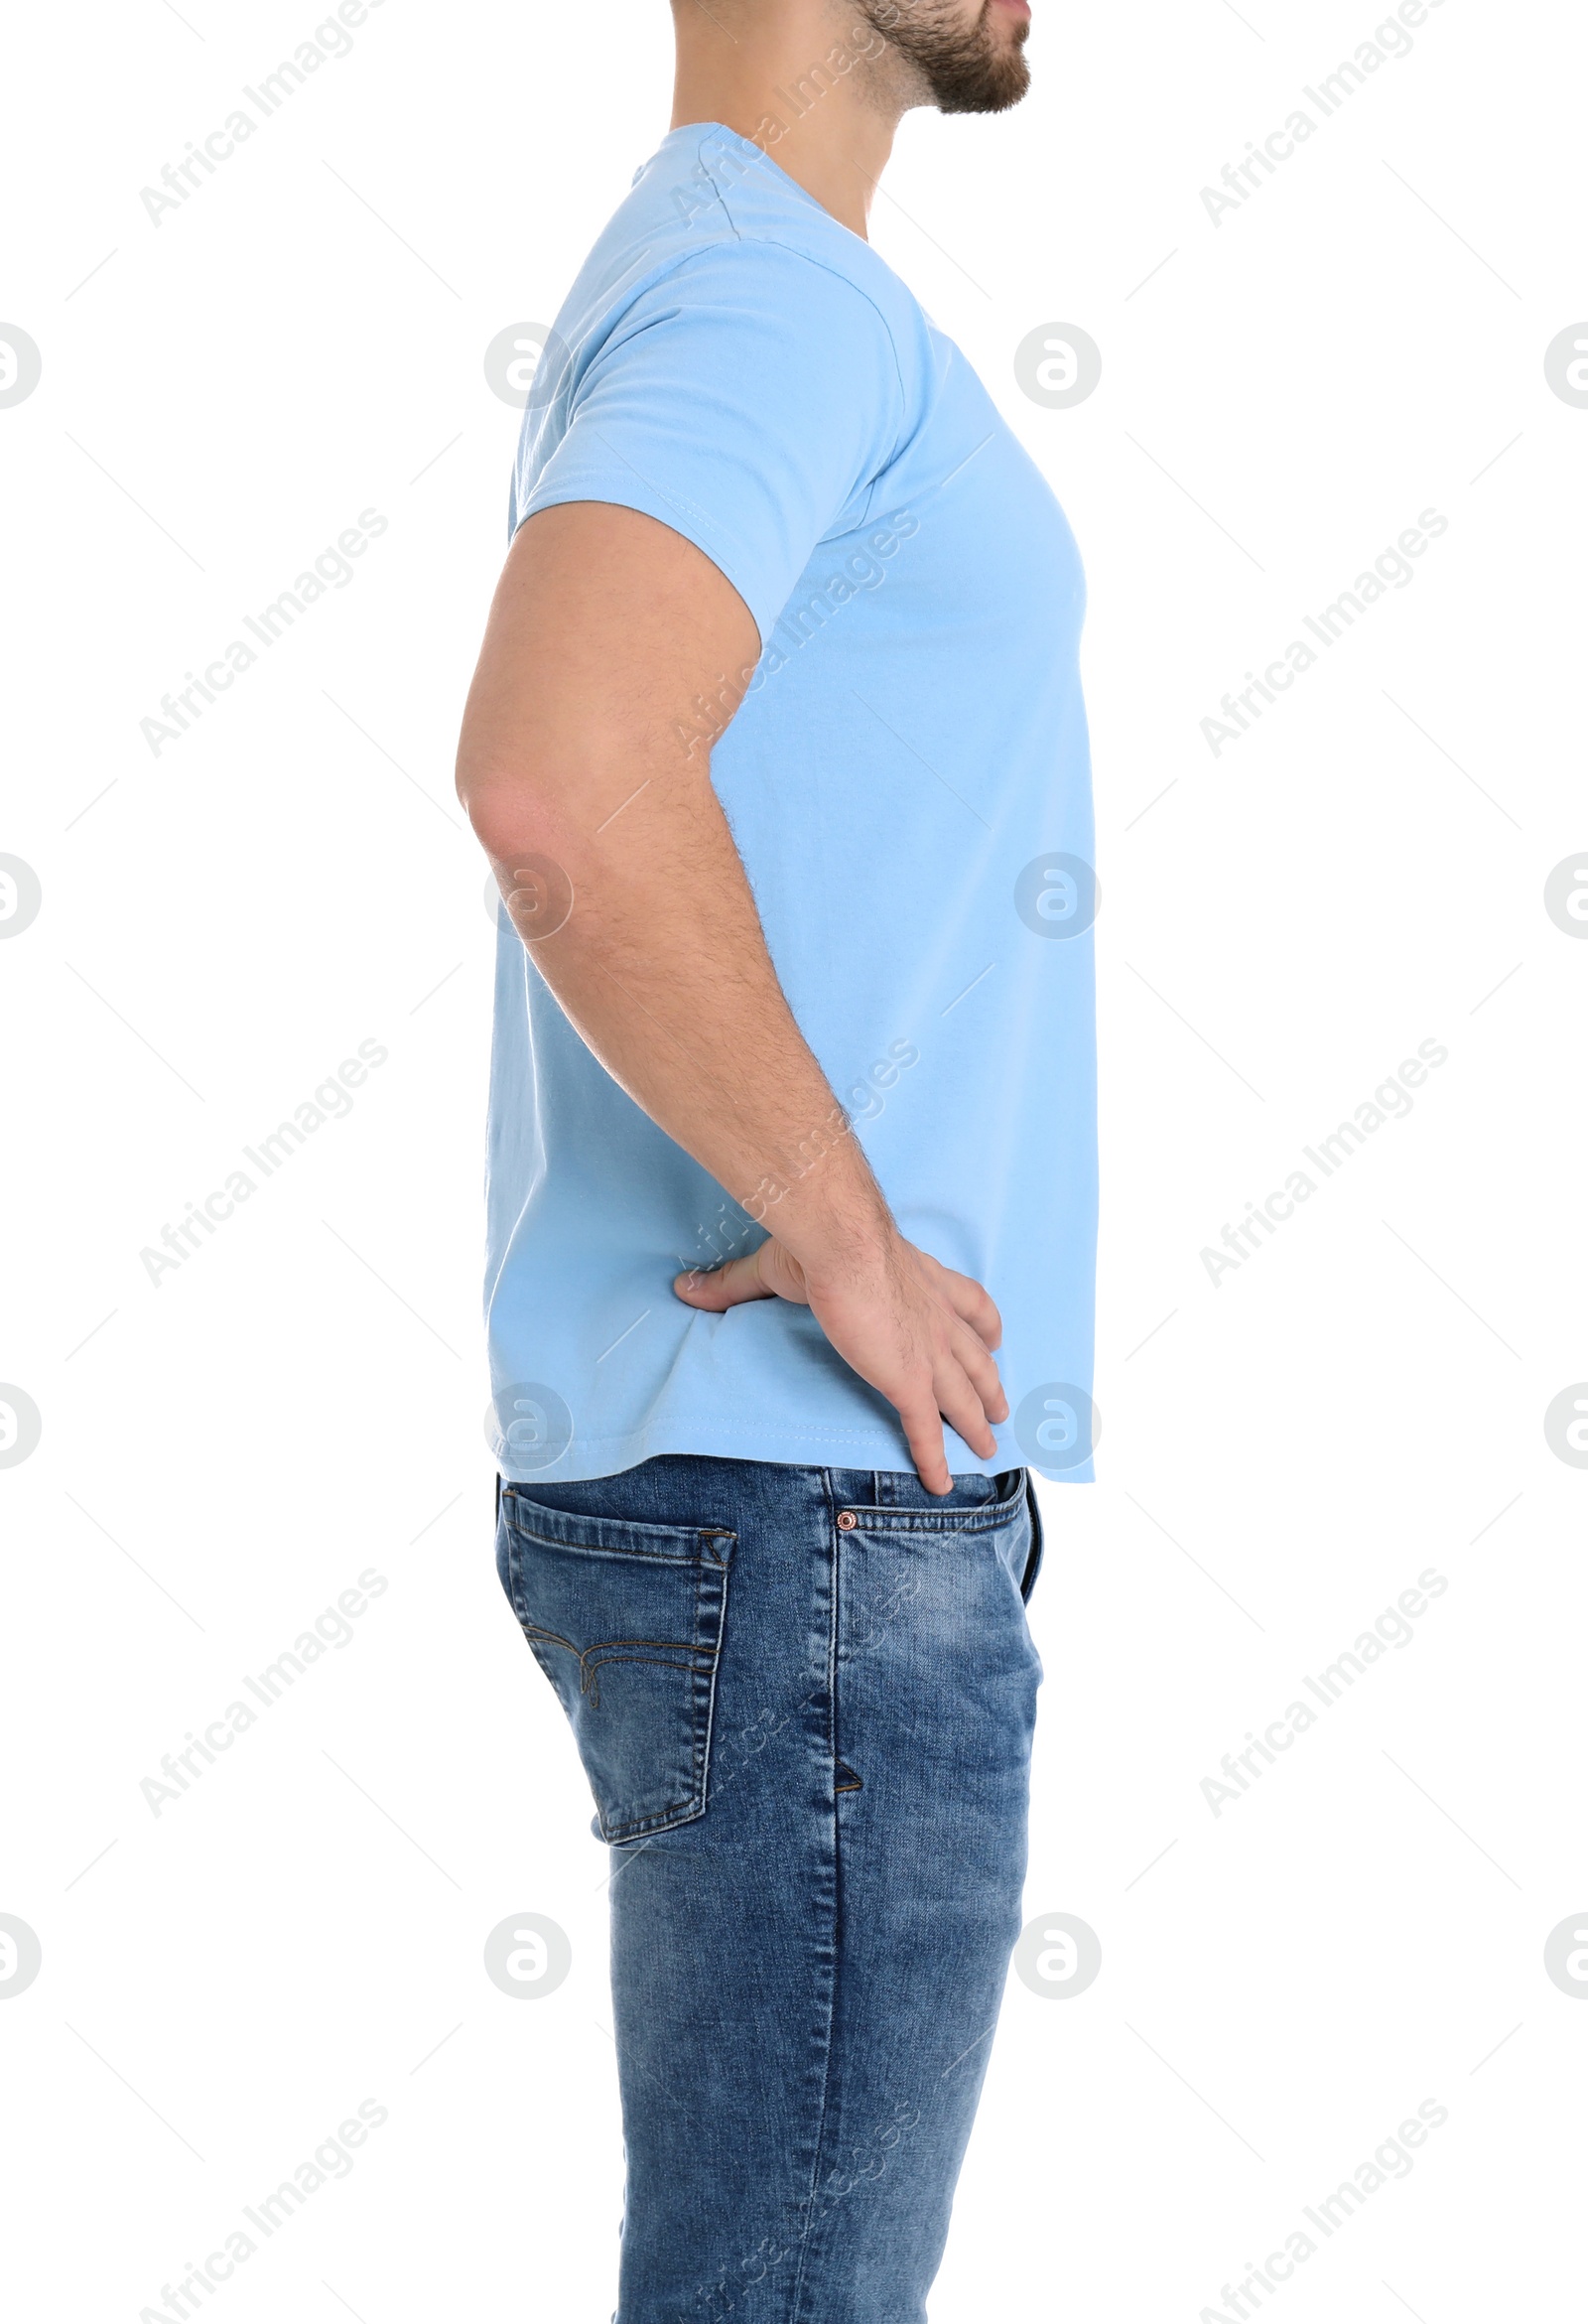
[466, 755, 890, 1264]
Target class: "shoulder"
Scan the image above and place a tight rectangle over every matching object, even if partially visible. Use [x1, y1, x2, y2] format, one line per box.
[587, 127, 930, 397]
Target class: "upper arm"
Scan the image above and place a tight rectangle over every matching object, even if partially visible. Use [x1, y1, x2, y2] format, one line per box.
[456, 499, 761, 845]
[459, 239, 902, 849]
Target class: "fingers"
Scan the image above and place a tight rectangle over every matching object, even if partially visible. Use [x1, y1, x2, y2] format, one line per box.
[934, 1357, 999, 1466]
[896, 1393, 953, 1496]
[900, 1340, 1003, 1492]
[671, 1250, 776, 1310]
[700, 1229, 1006, 1494]
[951, 1319, 1009, 1425]
[913, 1263, 1007, 1472]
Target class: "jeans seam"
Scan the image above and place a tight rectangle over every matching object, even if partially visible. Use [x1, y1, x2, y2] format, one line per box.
[1019, 1469, 1044, 1601]
[786, 1471, 843, 2324]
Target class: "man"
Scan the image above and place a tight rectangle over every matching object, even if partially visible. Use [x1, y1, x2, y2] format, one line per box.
[456, 1, 1095, 2313]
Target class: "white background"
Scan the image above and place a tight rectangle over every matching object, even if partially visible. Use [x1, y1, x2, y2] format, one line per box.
[3, 0, 1585, 2317]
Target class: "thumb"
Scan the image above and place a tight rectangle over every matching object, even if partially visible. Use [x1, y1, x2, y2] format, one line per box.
[673, 1247, 777, 1311]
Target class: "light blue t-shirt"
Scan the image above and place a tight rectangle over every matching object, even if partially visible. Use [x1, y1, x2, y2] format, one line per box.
[485, 123, 1096, 1484]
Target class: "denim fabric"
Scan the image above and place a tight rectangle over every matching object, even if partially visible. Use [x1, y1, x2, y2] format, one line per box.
[496, 1455, 1044, 2323]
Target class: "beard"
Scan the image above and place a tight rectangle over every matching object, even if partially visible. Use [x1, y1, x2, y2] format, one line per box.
[857, 0, 1031, 115]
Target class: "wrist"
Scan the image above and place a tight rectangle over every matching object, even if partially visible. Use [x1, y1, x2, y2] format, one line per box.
[742, 1131, 894, 1278]
[773, 1183, 899, 1291]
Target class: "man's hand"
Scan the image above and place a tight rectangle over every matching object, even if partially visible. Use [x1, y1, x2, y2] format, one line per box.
[675, 1232, 1007, 1495]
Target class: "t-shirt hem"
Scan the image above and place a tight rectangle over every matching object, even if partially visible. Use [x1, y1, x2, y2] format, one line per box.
[499, 1419, 1095, 1488]
[513, 474, 773, 646]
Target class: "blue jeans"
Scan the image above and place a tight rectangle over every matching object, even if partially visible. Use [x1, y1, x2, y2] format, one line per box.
[495, 1455, 1044, 2323]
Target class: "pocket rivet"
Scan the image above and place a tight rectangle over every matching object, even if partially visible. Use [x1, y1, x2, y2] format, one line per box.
[837, 1510, 858, 1531]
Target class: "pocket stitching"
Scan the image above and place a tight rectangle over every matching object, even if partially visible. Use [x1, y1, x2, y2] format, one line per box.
[834, 1477, 1028, 1537]
[504, 1512, 731, 1843]
[842, 1508, 1023, 1538]
[512, 1528, 733, 1566]
[518, 1622, 720, 1708]
[504, 1497, 735, 1567]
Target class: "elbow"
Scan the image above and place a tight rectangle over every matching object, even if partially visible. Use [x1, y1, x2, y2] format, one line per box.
[461, 756, 580, 943]
[456, 752, 563, 871]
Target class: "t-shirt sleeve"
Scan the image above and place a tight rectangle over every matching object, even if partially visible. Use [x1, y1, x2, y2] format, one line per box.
[513, 241, 905, 647]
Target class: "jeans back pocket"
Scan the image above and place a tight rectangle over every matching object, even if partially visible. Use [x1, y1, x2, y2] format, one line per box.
[498, 1488, 734, 1843]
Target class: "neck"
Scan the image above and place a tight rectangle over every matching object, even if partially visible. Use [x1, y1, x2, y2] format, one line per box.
[670, 3, 915, 239]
